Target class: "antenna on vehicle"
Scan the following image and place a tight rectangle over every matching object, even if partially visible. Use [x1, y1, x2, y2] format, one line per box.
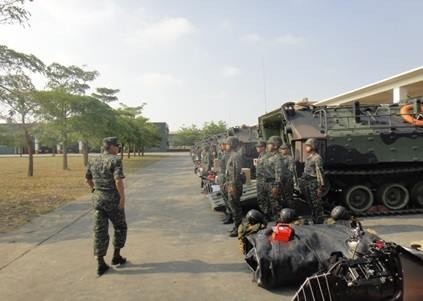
[261, 55, 268, 113]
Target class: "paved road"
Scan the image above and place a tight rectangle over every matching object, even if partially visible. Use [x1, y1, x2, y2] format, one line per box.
[0, 153, 422, 301]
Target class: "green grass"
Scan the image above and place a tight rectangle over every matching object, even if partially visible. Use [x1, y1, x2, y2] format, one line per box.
[0, 154, 164, 233]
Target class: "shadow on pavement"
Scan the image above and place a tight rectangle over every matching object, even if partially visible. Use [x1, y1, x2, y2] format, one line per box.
[114, 260, 249, 275]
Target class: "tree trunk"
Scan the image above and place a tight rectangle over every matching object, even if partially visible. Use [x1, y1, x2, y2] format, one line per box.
[133, 147, 136, 157]
[24, 129, 33, 177]
[63, 139, 68, 170]
[138, 148, 141, 157]
[120, 143, 124, 160]
[52, 146, 56, 157]
[127, 144, 131, 158]
[83, 140, 89, 166]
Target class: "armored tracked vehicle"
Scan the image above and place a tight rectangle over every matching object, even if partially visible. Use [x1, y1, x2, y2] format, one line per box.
[259, 99, 423, 213]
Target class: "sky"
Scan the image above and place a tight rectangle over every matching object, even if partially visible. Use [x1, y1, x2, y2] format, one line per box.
[1, 0, 423, 131]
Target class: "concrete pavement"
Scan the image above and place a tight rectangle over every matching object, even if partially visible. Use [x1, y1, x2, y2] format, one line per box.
[0, 153, 422, 301]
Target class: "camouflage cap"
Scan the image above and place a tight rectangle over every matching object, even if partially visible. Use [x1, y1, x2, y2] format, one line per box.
[267, 136, 282, 148]
[280, 143, 288, 149]
[255, 140, 266, 148]
[103, 137, 120, 147]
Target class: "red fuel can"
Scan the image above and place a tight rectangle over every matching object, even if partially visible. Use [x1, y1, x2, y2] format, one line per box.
[271, 224, 294, 242]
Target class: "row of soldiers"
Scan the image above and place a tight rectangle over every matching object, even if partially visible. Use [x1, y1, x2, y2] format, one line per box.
[255, 136, 325, 224]
[193, 133, 326, 237]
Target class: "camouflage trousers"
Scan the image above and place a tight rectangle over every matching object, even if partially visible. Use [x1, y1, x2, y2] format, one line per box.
[264, 182, 282, 220]
[299, 176, 323, 223]
[257, 179, 270, 217]
[93, 208, 127, 257]
[92, 190, 128, 256]
[227, 184, 243, 225]
[221, 185, 232, 215]
[281, 177, 294, 208]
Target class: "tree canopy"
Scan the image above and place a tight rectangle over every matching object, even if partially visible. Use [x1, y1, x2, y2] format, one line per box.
[172, 121, 227, 146]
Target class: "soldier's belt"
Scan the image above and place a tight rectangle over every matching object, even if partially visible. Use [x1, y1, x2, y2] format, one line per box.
[265, 178, 276, 183]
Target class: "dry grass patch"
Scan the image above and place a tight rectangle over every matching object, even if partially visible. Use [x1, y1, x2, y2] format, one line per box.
[0, 154, 165, 233]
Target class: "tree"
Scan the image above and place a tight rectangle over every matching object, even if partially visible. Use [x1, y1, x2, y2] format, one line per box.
[91, 87, 120, 103]
[201, 121, 227, 139]
[0, 74, 40, 175]
[71, 95, 116, 165]
[0, 0, 32, 26]
[44, 63, 98, 169]
[113, 104, 145, 159]
[0, 46, 44, 176]
[35, 89, 84, 170]
[173, 124, 202, 146]
[172, 121, 227, 146]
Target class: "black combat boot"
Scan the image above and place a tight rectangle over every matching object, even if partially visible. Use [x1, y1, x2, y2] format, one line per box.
[228, 223, 240, 237]
[97, 256, 110, 277]
[221, 213, 233, 224]
[111, 248, 127, 266]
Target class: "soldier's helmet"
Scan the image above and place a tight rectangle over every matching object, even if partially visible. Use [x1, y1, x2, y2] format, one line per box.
[267, 136, 282, 148]
[331, 206, 349, 220]
[225, 136, 240, 149]
[246, 209, 265, 225]
[279, 208, 296, 223]
[256, 140, 266, 148]
[103, 137, 120, 147]
[280, 143, 288, 150]
[304, 138, 316, 150]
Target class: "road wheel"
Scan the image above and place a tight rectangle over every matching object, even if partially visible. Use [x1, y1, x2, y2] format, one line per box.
[411, 181, 423, 207]
[379, 183, 409, 210]
[344, 185, 374, 213]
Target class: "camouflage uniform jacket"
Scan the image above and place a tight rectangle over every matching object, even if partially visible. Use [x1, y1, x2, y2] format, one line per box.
[225, 150, 243, 186]
[86, 152, 125, 191]
[262, 152, 277, 182]
[85, 152, 125, 210]
[282, 154, 294, 174]
[255, 151, 271, 181]
[201, 150, 212, 171]
[268, 152, 285, 185]
[238, 222, 266, 254]
[217, 151, 229, 184]
[303, 152, 325, 187]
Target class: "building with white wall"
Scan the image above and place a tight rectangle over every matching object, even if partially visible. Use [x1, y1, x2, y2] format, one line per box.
[316, 66, 423, 106]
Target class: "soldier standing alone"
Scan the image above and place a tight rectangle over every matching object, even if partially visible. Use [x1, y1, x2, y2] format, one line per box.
[299, 138, 325, 223]
[225, 136, 244, 237]
[85, 137, 128, 277]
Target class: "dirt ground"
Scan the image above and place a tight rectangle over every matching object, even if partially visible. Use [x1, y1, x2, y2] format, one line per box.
[0, 154, 165, 233]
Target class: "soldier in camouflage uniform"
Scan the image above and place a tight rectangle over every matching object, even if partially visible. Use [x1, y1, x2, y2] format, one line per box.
[224, 136, 244, 237]
[255, 140, 271, 218]
[201, 145, 212, 172]
[238, 209, 267, 254]
[280, 144, 295, 208]
[265, 136, 285, 220]
[299, 138, 325, 224]
[217, 141, 233, 224]
[85, 137, 128, 277]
